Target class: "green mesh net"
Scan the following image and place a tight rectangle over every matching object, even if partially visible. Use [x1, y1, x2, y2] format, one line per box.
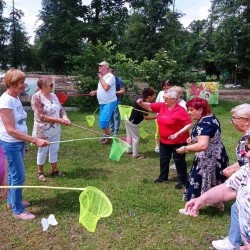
[79, 186, 113, 233]
[109, 137, 131, 161]
[118, 105, 133, 120]
[86, 115, 95, 127]
[139, 127, 148, 139]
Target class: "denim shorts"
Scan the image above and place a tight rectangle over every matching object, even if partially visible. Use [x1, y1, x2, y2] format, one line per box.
[99, 101, 117, 129]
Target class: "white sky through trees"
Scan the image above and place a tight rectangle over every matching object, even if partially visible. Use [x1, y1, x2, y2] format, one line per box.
[3, 0, 211, 44]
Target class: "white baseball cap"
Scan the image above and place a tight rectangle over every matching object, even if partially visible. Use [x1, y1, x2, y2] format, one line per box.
[98, 61, 109, 68]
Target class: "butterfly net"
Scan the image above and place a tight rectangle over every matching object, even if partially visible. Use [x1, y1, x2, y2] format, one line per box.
[86, 115, 95, 127]
[79, 186, 113, 233]
[118, 105, 133, 120]
[56, 92, 69, 104]
[109, 137, 131, 161]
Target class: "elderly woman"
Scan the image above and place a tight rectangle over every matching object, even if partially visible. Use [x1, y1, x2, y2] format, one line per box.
[137, 89, 192, 188]
[31, 77, 71, 182]
[0, 69, 48, 220]
[170, 86, 187, 110]
[154, 80, 172, 153]
[176, 97, 228, 213]
[184, 136, 250, 249]
[212, 103, 250, 250]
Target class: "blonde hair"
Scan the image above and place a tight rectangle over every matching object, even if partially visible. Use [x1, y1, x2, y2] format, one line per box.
[231, 104, 250, 119]
[4, 69, 26, 88]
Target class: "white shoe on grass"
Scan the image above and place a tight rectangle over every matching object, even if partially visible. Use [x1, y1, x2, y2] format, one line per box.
[212, 237, 238, 250]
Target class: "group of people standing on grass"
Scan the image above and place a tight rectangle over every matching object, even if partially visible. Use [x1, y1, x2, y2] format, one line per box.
[0, 62, 125, 221]
[138, 83, 250, 249]
[0, 63, 250, 249]
[0, 69, 72, 220]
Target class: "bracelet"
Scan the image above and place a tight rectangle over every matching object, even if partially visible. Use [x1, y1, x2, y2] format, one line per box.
[184, 146, 189, 153]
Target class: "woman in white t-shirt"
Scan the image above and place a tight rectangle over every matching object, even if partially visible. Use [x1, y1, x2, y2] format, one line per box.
[0, 69, 48, 220]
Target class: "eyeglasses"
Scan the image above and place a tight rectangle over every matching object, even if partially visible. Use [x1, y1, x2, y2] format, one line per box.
[231, 116, 248, 122]
[163, 96, 174, 101]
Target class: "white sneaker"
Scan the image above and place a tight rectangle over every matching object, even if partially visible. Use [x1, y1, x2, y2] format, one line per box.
[212, 237, 238, 250]
[179, 208, 189, 215]
[170, 164, 176, 170]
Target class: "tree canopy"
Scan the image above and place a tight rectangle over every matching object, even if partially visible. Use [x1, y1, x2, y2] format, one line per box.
[0, 0, 249, 85]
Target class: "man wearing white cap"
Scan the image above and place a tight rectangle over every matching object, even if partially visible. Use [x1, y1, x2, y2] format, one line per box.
[89, 61, 117, 144]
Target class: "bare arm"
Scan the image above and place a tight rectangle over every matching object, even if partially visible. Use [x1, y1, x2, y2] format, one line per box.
[185, 183, 237, 217]
[144, 114, 157, 120]
[89, 90, 97, 96]
[136, 98, 153, 111]
[176, 135, 209, 154]
[168, 124, 192, 140]
[98, 73, 110, 91]
[116, 87, 125, 95]
[223, 162, 240, 178]
[0, 109, 48, 147]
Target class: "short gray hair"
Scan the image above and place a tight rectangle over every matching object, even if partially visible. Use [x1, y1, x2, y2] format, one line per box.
[165, 89, 178, 99]
[231, 104, 250, 119]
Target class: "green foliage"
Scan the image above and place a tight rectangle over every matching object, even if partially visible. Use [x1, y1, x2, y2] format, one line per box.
[139, 49, 176, 89]
[68, 41, 140, 107]
[0, 0, 249, 85]
[210, 0, 250, 83]
[36, 0, 84, 73]
[0, 3, 32, 69]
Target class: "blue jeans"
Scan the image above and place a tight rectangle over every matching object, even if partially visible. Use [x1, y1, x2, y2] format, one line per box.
[228, 202, 242, 247]
[0, 140, 26, 215]
[109, 104, 120, 136]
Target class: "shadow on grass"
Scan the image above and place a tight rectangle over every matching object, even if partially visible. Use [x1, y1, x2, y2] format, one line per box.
[34, 191, 80, 216]
[197, 201, 232, 218]
[141, 150, 160, 158]
[64, 167, 112, 180]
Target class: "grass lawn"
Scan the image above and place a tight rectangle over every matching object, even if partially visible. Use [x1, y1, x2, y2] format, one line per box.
[0, 100, 245, 250]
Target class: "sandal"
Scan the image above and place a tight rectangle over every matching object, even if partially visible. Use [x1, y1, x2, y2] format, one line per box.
[37, 172, 46, 182]
[132, 155, 145, 159]
[51, 170, 64, 177]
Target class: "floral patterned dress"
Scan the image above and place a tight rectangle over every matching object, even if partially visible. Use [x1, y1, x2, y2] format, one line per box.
[31, 91, 66, 140]
[184, 114, 229, 201]
[236, 129, 250, 167]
